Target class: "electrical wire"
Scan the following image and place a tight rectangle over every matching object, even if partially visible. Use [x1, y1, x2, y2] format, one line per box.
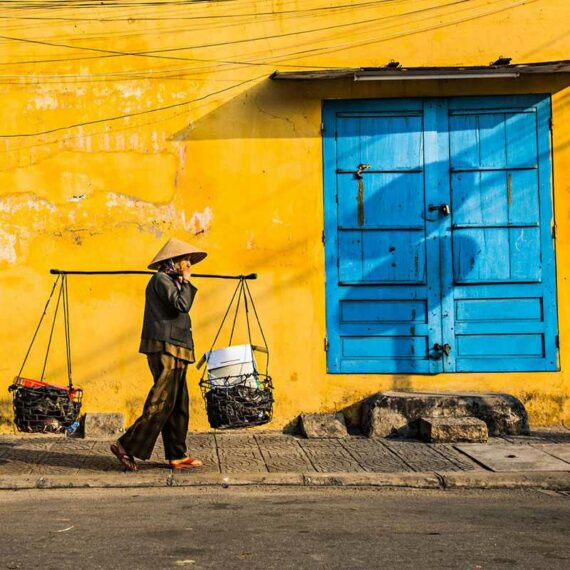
[0, 1, 408, 45]
[261, 0, 538, 65]
[0, 0, 403, 21]
[0, 94, 209, 152]
[0, 0, 393, 25]
[0, 0, 539, 139]
[0, 0, 475, 65]
[0, 72, 267, 137]
[0, 0, 530, 76]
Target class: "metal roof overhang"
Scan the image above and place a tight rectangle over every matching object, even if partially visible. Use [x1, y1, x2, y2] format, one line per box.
[270, 60, 570, 81]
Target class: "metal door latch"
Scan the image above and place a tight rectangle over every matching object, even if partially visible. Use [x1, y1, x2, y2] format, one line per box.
[433, 343, 452, 356]
[428, 204, 451, 216]
[356, 164, 371, 178]
[356, 164, 371, 226]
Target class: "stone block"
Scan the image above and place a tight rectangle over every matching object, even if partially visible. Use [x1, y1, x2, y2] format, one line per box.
[299, 413, 348, 438]
[419, 417, 488, 443]
[361, 391, 529, 437]
[83, 413, 124, 439]
[362, 408, 409, 438]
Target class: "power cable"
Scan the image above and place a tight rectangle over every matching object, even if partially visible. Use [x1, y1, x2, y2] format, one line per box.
[0, 0, 389, 23]
[0, 0, 536, 138]
[0, 1, 405, 44]
[262, 0, 538, 65]
[0, 72, 267, 137]
[0, 57, 347, 79]
[0, 0, 475, 65]
[0, 0, 402, 21]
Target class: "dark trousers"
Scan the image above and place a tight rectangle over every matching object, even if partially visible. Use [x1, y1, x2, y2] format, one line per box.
[119, 353, 189, 461]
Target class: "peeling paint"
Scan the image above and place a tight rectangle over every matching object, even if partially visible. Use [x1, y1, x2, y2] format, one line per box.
[0, 194, 56, 214]
[119, 85, 144, 99]
[0, 190, 212, 258]
[183, 207, 213, 235]
[0, 229, 17, 263]
[174, 144, 186, 188]
[27, 92, 59, 111]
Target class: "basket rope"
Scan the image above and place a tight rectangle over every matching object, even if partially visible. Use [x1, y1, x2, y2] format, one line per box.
[199, 276, 272, 429]
[201, 276, 269, 380]
[16, 274, 61, 383]
[17, 274, 74, 390]
[10, 274, 81, 433]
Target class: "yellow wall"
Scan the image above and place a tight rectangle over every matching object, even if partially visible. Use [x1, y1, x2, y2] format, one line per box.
[1, 0, 569, 432]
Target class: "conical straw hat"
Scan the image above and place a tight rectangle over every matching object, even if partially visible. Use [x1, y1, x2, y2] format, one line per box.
[148, 237, 207, 270]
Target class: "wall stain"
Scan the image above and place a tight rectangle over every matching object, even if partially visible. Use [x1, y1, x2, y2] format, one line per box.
[519, 390, 569, 426]
[0, 191, 212, 263]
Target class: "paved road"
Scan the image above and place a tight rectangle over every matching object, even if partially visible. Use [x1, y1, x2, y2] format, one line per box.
[0, 487, 568, 569]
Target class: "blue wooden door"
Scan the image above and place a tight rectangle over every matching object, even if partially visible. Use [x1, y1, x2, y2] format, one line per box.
[323, 95, 558, 374]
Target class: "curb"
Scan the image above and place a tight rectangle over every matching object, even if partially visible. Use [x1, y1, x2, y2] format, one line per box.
[302, 472, 441, 488]
[439, 470, 570, 490]
[0, 470, 569, 491]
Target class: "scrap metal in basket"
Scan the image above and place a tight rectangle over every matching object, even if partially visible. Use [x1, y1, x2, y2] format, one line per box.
[8, 274, 83, 434]
[198, 277, 273, 429]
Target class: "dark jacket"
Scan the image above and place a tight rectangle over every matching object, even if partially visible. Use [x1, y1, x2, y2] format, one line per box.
[141, 272, 197, 350]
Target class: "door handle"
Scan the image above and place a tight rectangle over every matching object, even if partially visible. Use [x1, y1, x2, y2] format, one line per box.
[428, 204, 451, 216]
[433, 343, 452, 357]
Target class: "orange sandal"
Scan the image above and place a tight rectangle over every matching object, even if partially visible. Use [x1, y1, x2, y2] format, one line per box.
[168, 457, 203, 470]
[110, 442, 138, 472]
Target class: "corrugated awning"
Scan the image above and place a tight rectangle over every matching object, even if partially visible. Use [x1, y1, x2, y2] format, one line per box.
[270, 60, 570, 81]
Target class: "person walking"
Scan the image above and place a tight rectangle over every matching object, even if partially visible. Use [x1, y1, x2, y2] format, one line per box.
[111, 237, 207, 471]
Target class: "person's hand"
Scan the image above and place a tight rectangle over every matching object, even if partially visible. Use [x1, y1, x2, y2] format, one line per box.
[180, 259, 192, 282]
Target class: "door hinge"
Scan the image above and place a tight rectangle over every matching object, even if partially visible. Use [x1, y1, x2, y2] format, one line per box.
[556, 334, 560, 348]
[549, 117, 553, 131]
[320, 122, 325, 136]
[552, 224, 557, 239]
[324, 337, 329, 352]
[321, 229, 325, 245]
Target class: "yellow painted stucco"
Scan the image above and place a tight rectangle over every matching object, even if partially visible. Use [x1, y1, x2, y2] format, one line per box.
[1, 0, 569, 432]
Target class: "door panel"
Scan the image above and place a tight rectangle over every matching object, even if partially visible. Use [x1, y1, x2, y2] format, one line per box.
[456, 334, 544, 357]
[324, 101, 441, 373]
[340, 300, 427, 323]
[337, 172, 425, 228]
[451, 170, 540, 226]
[446, 96, 557, 372]
[323, 95, 558, 374]
[452, 227, 541, 283]
[449, 111, 538, 169]
[455, 298, 543, 322]
[336, 114, 424, 171]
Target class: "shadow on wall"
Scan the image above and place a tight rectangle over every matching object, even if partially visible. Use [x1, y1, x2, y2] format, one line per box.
[169, 79, 316, 141]
[168, 75, 570, 142]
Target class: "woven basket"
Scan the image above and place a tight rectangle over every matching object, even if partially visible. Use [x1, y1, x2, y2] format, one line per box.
[200, 373, 273, 429]
[9, 377, 83, 434]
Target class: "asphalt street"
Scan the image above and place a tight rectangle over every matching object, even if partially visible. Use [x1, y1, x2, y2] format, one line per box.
[0, 487, 568, 570]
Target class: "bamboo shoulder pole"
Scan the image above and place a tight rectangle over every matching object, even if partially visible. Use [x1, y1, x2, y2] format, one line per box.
[50, 269, 257, 280]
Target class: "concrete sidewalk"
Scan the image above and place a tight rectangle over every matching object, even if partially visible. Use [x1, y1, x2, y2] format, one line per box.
[1, 428, 570, 491]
